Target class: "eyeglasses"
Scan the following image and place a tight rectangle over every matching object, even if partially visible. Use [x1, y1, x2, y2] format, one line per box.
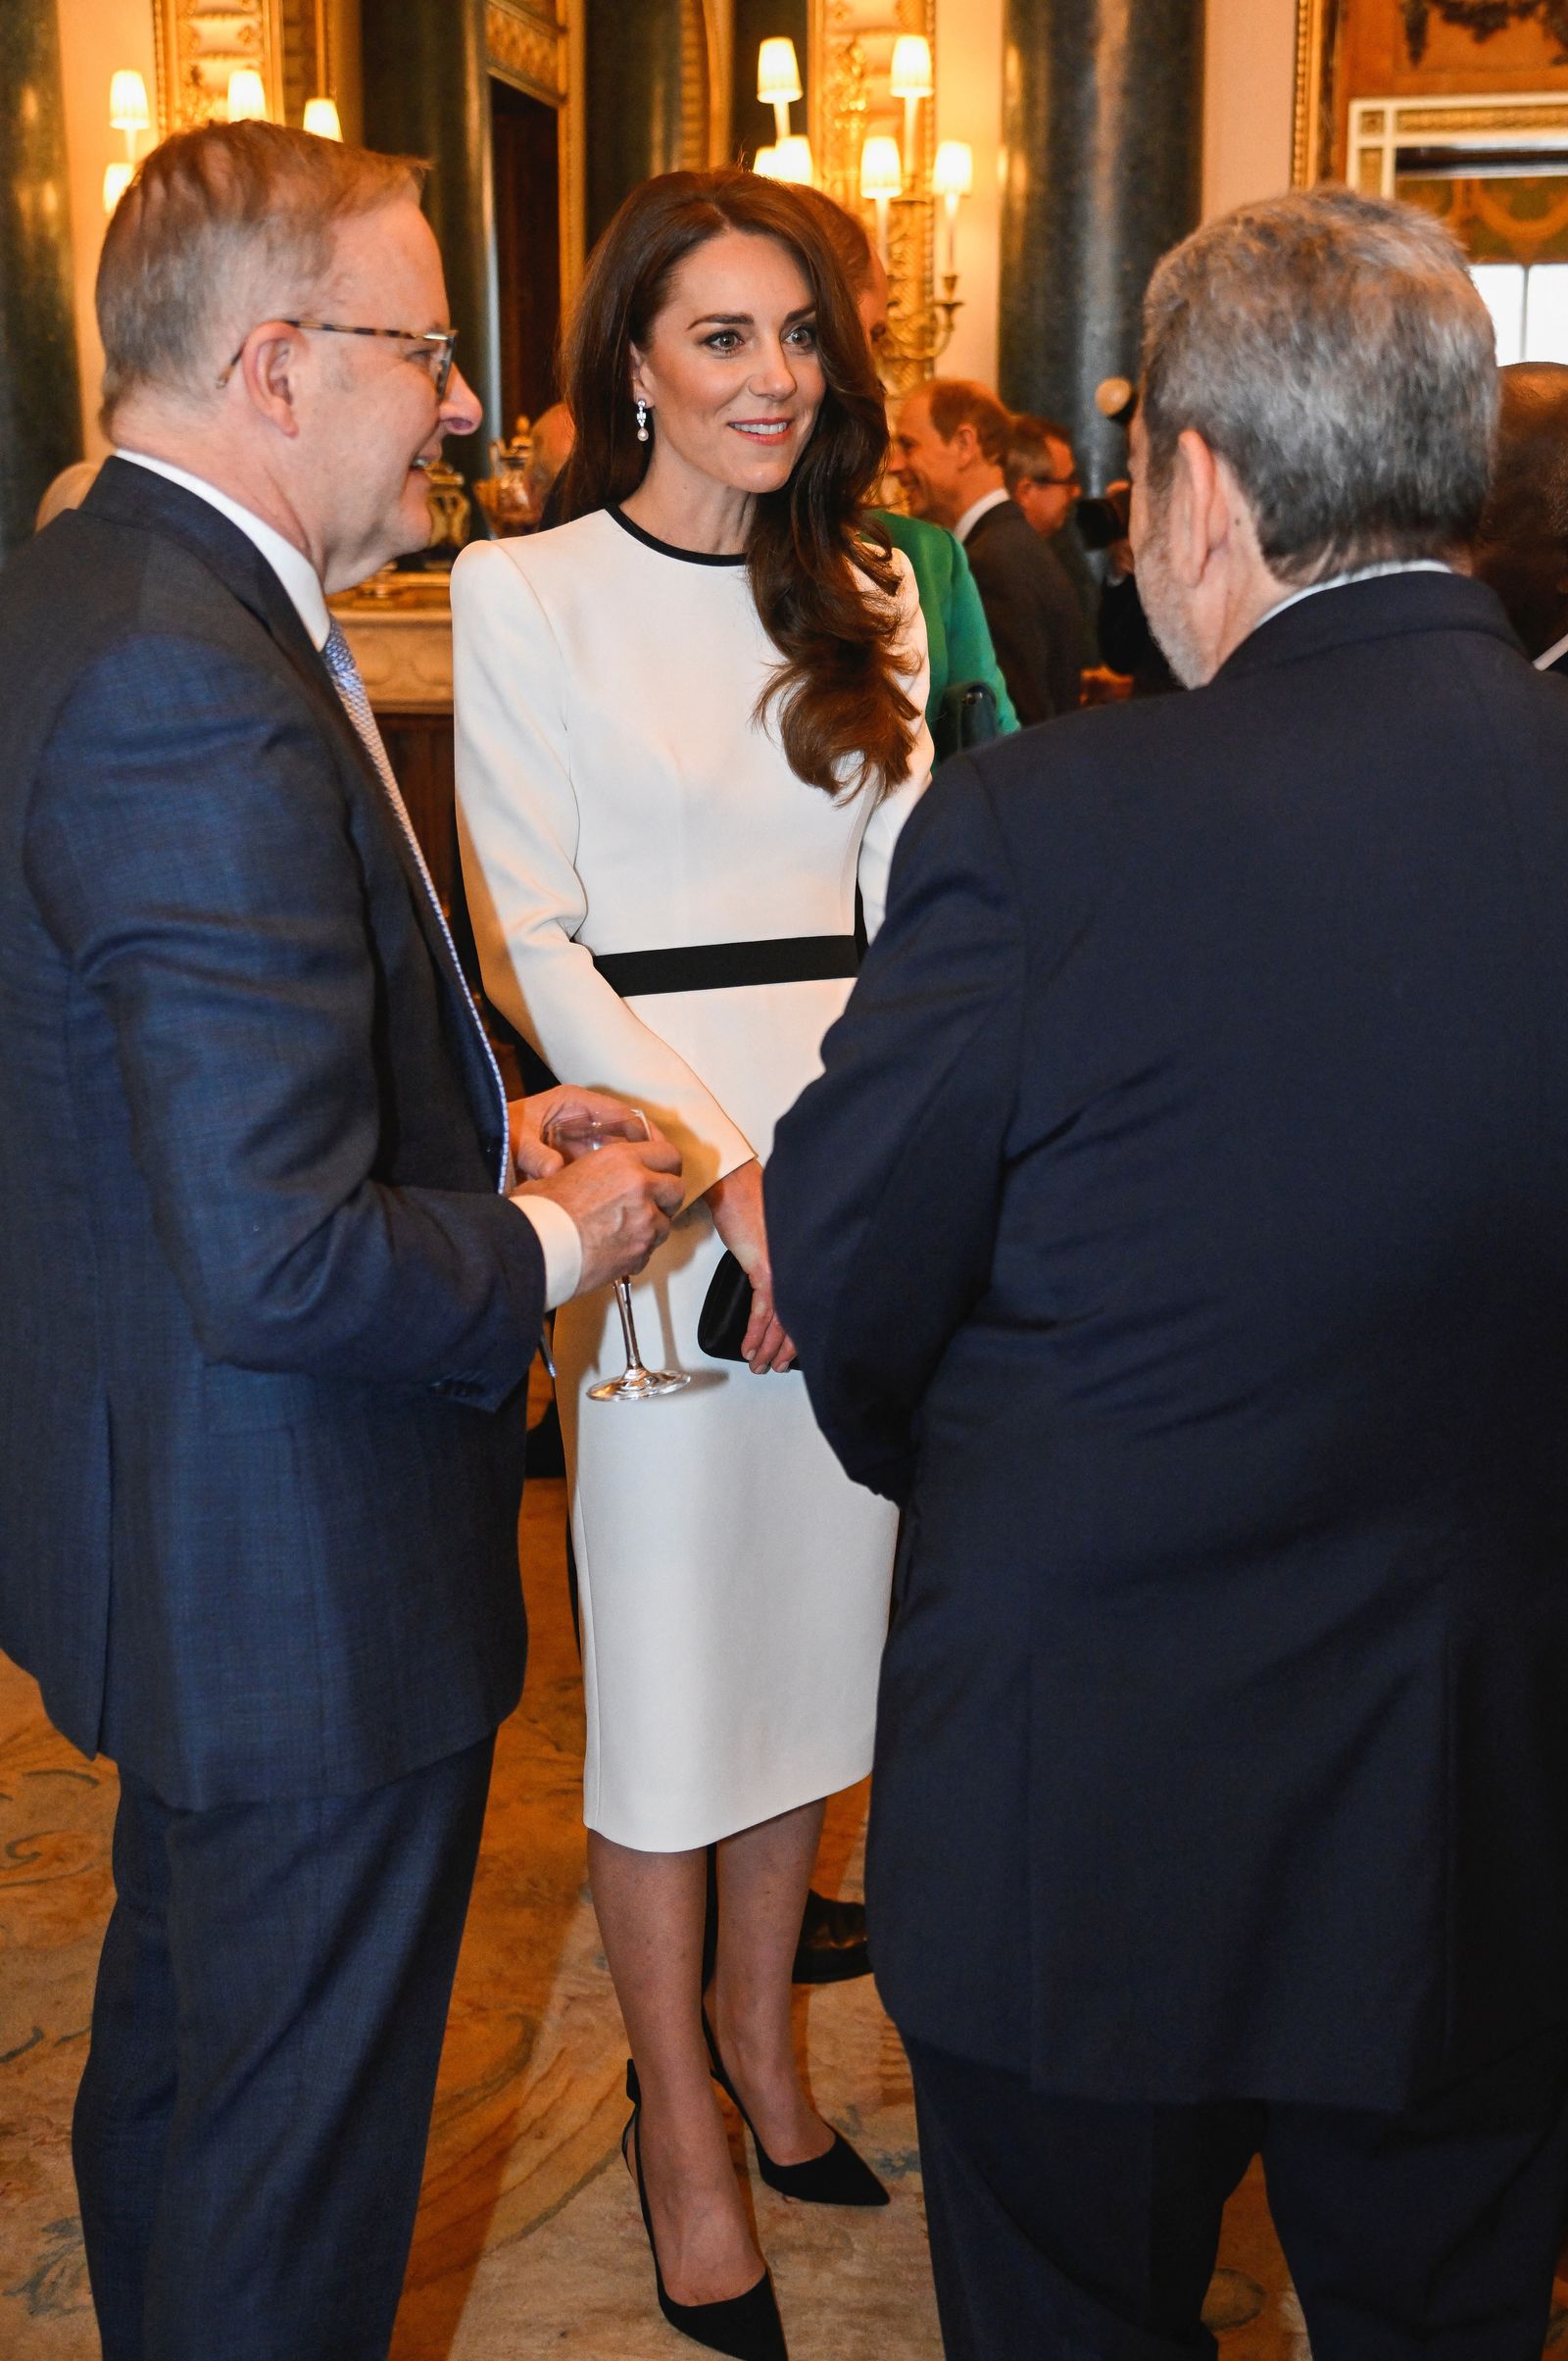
[1027, 469, 1079, 491]
[217, 320, 459, 396]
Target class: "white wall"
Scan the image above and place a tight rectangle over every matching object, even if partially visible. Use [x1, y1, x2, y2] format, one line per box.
[936, 0, 1003, 386]
[1201, 0, 1297, 221]
[55, 0, 159, 459]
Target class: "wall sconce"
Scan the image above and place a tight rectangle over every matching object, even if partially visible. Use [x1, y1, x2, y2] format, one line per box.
[304, 0, 342, 142]
[753, 143, 780, 177]
[110, 71, 150, 145]
[859, 134, 904, 266]
[888, 35, 933, 180]
[931, 139, 973, 274]
[771, 134, 815, 185]
[106, 71, 150, 214]
[226, 69, 270, 123]
[757, 38, 803, 147]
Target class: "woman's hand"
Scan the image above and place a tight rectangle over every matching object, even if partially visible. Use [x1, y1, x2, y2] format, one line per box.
[706, 1158, 798, 1374]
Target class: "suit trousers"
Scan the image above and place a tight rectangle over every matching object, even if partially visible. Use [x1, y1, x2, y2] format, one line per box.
[905, 2028, 1568, 2361]
[73, 1733, 496, 2361]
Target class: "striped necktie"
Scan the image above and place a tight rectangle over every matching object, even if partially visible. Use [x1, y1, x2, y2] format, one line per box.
[320, 617, 509, 1185]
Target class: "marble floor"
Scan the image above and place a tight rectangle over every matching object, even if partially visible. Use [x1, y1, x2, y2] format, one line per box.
[3, 1459, 1565, 2359]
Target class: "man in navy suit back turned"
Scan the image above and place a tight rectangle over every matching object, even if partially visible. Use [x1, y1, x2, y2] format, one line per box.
[0, 123, 680, 2361]
[769, 188, 1568, 2358]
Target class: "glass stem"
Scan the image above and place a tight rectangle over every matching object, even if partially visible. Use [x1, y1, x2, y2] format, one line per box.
[613, 1280, 647, 1374]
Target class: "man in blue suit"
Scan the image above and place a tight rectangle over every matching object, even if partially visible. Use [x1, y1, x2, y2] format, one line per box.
[0, 123, 680, 2360]
[770, 189, 1568, 2357]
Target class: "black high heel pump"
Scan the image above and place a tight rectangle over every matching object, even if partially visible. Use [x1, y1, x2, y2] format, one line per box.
[702, 2013, 889, 2207]
[622, 2060, 789, 2361]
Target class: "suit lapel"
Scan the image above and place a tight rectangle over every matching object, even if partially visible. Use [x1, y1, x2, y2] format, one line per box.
[83, 462, 507, 1169]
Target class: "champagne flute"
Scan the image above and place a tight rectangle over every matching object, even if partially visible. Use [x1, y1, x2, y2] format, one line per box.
[541, 1107, 691, 1402]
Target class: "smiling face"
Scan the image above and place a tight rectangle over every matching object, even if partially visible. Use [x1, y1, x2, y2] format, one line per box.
[628, 227, 825, 508]
[298, 197, 481, 588]
[890, 387, 969, 526]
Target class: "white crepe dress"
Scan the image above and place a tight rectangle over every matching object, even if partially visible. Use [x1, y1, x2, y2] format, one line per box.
[451, 504, 932, 1851]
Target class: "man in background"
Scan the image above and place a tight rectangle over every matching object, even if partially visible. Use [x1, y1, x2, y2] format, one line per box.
[524, 399, 575, 527]
[771, 187, 1568, 2358]
[1004, 411, 1099, 657]
[892, 377, 1086, 723]
[0, 122, 678, 2360]
[1471, 358, 1568, 672]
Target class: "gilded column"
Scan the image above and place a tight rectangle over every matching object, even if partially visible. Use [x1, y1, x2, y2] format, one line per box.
[0, 0, 83, 561]
[1000, 0, 1203, 492]
[361, 0, 500, 485]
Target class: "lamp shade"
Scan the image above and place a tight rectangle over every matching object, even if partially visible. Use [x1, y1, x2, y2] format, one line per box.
[109, 71, 150, 134]
[889, 35, 933, 100]
[103, 160, 134, 215]
[757, 37, 803, 106]
[859, 134, 904, 201]
[932, 140, 973, 197]
[303, 95, 343, 140]
[772, 134, 815, 186]
[225, 68, 269, 123]
[752, 143, 781, 177]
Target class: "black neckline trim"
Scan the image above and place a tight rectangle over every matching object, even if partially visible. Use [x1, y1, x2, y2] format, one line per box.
[609, 505, 748, 566]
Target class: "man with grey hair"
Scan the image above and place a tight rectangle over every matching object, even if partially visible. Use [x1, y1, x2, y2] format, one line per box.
[0, 122, 679, 2360]
[768, 186, 1568, 2356]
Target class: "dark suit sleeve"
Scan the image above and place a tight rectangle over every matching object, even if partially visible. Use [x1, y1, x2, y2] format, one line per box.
[767, 760, 1025, 1501]
[25, 633, 543, 1405]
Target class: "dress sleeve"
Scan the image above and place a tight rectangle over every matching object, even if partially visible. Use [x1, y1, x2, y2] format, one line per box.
[451, 539, 756, 1207]
[858, 549, 935, 941]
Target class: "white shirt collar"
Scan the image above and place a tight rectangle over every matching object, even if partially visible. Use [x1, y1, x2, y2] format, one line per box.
[1257, 559, 1453, 635]
[115, 449, 332, 651]
[954, 485, 1012, 545]
[1535, 626, 1568, 672]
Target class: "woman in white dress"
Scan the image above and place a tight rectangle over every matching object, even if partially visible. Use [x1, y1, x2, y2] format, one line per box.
[453, 169, 930, 2359]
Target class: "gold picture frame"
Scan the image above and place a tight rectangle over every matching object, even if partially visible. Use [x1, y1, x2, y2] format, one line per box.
[1292, 0, 1343, 186]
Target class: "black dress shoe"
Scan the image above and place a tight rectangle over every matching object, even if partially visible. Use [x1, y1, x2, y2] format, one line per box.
[702, 2015, 889, 2208]
[623, 2062, 789, 2360]
[791, 1888, 870, 1985]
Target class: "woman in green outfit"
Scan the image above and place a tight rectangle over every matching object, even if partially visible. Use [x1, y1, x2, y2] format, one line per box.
[791, 184, 1018, 749]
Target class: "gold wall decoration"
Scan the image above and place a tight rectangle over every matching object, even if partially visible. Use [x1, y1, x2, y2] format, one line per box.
[1400, 3, 1568, 66]
[1294, 0, 1345, 184]
[153, 0, 282, 133]
[811, 0, 941, 396]
[1348, 86, 1568, 192]
[487, 0, 560, 103]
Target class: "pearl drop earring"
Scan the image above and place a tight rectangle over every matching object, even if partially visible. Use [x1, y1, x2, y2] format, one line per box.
[635, 398, 650, 443]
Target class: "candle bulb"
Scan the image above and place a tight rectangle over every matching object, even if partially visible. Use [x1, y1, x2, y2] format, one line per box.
[932, 142, 973, 277]
[859, 135, 904, 270]
[890, 36, 934, 184]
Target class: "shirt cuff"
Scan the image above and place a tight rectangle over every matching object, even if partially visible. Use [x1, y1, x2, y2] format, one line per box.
[510, 1191, 583, 1309]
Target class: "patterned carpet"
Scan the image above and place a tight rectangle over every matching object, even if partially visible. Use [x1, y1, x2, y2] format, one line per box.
[2, 1461, 1563, 2358]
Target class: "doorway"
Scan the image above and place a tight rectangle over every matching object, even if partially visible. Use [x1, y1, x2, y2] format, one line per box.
[491, 75, 564, 435]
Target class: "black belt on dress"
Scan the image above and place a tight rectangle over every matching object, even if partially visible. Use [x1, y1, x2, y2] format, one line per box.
[591, 934, 860, 998]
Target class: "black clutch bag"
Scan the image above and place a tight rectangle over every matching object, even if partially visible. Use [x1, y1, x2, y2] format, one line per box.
[933, 677, 1002, 765]
[698, 1252, 754, 1361]
[698, 1251, 801, 1368]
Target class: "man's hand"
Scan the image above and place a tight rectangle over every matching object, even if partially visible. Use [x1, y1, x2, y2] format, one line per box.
[510, 1086, 655, 1182]
[511, 1089, 683, 1295]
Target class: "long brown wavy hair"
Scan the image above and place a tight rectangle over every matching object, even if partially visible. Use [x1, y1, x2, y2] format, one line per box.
[557, 168, 917, 800]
